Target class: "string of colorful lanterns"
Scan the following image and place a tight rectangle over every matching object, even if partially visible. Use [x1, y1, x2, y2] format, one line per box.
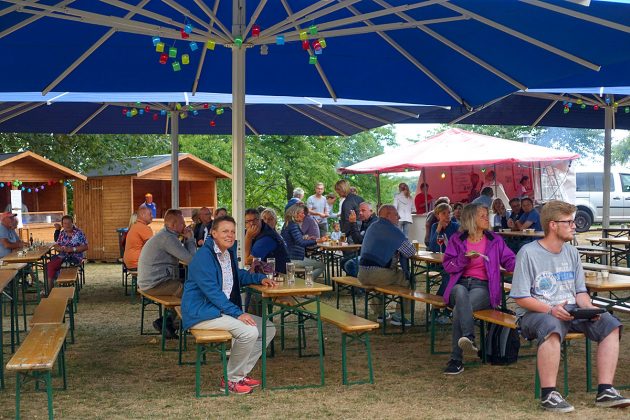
[562, 97, 630, 115]
[120, 102, 225, 127]
[0, 179, 72, 193]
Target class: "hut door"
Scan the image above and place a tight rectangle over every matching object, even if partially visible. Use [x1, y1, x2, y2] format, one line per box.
[89, 179, 104, 260]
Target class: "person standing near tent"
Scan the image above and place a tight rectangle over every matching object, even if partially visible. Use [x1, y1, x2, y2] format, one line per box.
[414, 183, 433, 214]
[140, 193, 157, 218]
[481, 171, 509, 207]
[393, 183, 416, 237]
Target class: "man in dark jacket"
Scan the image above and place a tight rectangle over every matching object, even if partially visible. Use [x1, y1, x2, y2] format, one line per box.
[181, 216, 277, 395]
[343, 202, 377, 277]
[335, 179, 364, 237]
[193, 206, 213, 247]
[243, 208, 290, 272]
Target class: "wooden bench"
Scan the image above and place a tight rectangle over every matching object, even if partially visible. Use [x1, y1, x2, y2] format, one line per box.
[472, 309, 589, 397]
[138, 289, 181, 351]
[173, 307, 232, 397]
[55, 267, 80, 304]
[331, 276, 377, 318]
[6, 323, 69, 420]
[373, 284, 447, 352]
[48, 287, 77, 343]
[302, 302, 379, 385]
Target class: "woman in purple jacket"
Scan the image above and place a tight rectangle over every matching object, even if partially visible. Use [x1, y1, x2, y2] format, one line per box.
[441, 203, 515, 375]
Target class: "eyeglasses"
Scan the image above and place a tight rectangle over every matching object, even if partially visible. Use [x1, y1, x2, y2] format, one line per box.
[553, 220, 576, 226]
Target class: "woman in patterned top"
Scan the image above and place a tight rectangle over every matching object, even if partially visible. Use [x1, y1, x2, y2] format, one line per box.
[47, 215, 88, 291]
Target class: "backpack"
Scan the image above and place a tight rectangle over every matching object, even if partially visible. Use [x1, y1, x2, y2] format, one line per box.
[483, 322, 520, 365]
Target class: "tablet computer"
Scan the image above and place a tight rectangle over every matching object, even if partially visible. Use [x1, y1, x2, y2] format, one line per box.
[569, 308, 606, 319]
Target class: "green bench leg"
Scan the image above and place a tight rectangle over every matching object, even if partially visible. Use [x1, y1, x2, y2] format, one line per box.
[341, 332, 374, 385]
[46, 371, 54, 420]
[15, 373, 21, 420]
[195, 342, 229, 397]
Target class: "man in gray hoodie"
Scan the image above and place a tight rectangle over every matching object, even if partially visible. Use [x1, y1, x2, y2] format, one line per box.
[138, 208, 196, 337]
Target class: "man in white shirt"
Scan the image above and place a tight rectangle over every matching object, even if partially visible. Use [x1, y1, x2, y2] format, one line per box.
[307, 182, 328, 237]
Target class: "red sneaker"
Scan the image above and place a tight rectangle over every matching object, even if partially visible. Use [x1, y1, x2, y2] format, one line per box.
[240, 376, 261, 388]
[219, 378, 252, 394]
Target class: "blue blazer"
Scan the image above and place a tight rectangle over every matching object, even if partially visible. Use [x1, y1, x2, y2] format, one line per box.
[181, 238, 265, 330]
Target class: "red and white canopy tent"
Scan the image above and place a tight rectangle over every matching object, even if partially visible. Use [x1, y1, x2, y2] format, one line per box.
[339, 128, 579, 206]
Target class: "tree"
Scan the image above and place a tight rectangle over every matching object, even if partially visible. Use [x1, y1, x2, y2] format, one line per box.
[612, 133, 630, 165]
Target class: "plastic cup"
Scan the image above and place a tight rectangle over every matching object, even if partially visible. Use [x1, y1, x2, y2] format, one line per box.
[305, 265, 314, 286]
[266, 258, 275, 279]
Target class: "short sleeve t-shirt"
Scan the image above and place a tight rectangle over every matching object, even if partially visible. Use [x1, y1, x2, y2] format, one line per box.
[123, 221, 154, 269]
[519, 210, 542, 231]
[0, 224, 20, 258]
[510, 241, 586, 317]
[307, 195, 327, 223]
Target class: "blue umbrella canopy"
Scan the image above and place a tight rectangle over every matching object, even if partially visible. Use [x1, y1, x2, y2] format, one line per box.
[0, 91, 438, 135]
[1, 0, 630, 107]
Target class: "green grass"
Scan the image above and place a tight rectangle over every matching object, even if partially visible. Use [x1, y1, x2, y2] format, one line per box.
[1, 263, 629, 419]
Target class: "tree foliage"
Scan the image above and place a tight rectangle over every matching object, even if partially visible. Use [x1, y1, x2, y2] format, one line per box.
[612, 133, 630, 165]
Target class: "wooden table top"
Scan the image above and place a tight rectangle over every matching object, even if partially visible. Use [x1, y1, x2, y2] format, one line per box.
[0, 262, 28, 270]
[412, 251, 443, 264]
[585, 271, 630, 292]
[249, 279, 332, 297]
[582, 262, 630, 275]
[597, 237, 630, 245]
[3, 245, 53, 263]
[318, 243, 361, 252]
[497, 230, 545, 238]
[0, 268, 18, 291]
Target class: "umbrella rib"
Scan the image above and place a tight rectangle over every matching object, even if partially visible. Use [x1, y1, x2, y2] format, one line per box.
[286, 105, 348, 136]
[41, 0, 152, 95]
[521, 0, 630, 34]
[191, 0, 233, 41]
[337, 105, 392, 125]
[192, 0, 221, 95]
[0, 102, 32, 118]
[307, 105, 368, 131]
[448, 94, 510, 124]
[10, 1, 208, 42]
[343, 4, 465, 106]
[373, 0, 527, 91]
[0, 0, 76, 40]
[0, 102, 44, 124]
[379, 105, 420, 118]
[441, 2, 601, 71]
[244, 0, 268, 39]
[159, 0, 213, 35]
[532, 97, 560, 128]
[257, 15, 467, 44]
[69, 103, 108, 136]
[102, 0, 225, 41]
[279, 0, 337, 100]
[519, 91, 600, 106]
[259, 0, 357, 40]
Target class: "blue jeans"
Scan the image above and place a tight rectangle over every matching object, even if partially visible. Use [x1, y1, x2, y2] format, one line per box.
[449, 277, 490, 361]
[399, 221, 411, 237]
[344, 257, 359, 277]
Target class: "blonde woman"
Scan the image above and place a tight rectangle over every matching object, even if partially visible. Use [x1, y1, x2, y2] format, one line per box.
[394, 182, 416, 237]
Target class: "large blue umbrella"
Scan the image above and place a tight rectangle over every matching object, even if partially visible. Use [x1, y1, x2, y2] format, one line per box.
[0, 91, 436, 136]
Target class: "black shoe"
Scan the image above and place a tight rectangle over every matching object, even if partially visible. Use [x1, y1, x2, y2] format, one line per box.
[595, 387, 630, 408]
[540, 390, 574, 413]
[443, 359, 464, 375]
[152, 318, 163, 333]
[164, 326, 179, 340]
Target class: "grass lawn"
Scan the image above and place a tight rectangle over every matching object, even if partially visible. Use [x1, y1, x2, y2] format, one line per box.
[1, 262, 629, 419]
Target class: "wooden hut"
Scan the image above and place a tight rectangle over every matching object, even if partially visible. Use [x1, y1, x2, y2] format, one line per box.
[74, 153, 231, 262]
[0, 151, 87, 242]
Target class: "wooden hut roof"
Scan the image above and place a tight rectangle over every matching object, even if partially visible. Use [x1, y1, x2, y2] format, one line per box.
[0, 151, 87, 180]
[85, 153, 231, 179]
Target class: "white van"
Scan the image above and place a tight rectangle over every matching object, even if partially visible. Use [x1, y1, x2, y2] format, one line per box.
[574, 166, 630, 232]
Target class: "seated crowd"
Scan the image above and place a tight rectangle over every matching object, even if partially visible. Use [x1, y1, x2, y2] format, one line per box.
[108, 180, 629, 409]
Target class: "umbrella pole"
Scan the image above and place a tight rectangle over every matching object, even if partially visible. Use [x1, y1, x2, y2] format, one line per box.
[376, 173, 381, 208]
[602, 106, 613, 229]
[170, 103, 179, 209]
[232, 0, 246, 258]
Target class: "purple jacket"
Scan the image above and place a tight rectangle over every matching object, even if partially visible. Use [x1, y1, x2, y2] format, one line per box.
[442, 230, 515, 308]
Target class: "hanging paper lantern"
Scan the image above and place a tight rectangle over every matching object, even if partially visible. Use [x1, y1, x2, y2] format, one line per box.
[309, 25, 318, 35]
[40, 185, 45, 190]
[169, 47, 177, 58]
[0, 183, 4, 187]
[216, 107, 224, 115]
[276, 35, 285, 45]
[131, 108, 138, 116]
[175, 103, 182, 110]
[193, 110, 199, 116]
[299, 31, 308, 41]
[563, 105, 569, 114]
[160, 110, 167, 116]
[318, 38, 327, 48]
[210, 120, 216, 127]
[27, 188, 32, 193]
[182, 54, 190, 65]
[309, 55, 317, 65]
[252, 24, 260, 37]
[155, 42, 165, 53]
[180, 29, 190, 39]
[567, 102, 572, 108]
[614, 102, 619, 108]
[59, 179, 64, 183]
[576, 99, 583, 105]
[302, 40, 309, 50]
[48, 180, 53, 186]
[625, 107, 630, 114]
[440, 172, 446, 179]
[189, 42, 198, 51]
[184, 24, 193, 34]
[605, 96, 611, 104]
[152, 36, 161, 46]
[172, 60, 181, 71]
[145, 105, 150, 112]
[206, 40, 216, 50]
[234, 37, 243, 47]
[594, 105, 599, 110]
[159, 53, 168, 65]
[21, 187, 25, 191]
[580, 103, 586, 109]
[210, 105, 216, 111]
[153, 113, 159, 121]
